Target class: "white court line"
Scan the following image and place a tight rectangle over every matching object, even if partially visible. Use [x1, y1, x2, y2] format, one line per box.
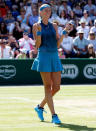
[0, 97, 31, 102]
[0, 123, 54, 128]
[0, 97, 96, 114]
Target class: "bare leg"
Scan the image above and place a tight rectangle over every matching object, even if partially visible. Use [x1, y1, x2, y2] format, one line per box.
[51, 71, 61, 95]
[39, 72, 61, 109]
[40, 72, 55, 115]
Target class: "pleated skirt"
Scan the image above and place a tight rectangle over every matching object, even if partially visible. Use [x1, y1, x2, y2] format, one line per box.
[31, 51, 63, 72]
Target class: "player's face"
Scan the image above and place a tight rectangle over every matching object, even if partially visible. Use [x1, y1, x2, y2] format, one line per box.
[42, 7, 51, 19]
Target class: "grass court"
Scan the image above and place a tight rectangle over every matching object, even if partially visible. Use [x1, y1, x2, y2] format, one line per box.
[0, 85, 96, 131]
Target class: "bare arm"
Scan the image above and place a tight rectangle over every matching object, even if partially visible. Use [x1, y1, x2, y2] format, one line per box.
[32, 23, 41, 48]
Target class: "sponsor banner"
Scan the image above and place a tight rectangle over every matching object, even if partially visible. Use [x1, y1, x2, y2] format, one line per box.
[83, 64, 96, 79]
[0, 59, 96, 85]
[0, 65, 16, 79]
[61, 64, 79, 79]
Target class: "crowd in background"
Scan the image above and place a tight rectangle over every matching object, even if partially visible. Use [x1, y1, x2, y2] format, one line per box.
[0, 0, 96, 59]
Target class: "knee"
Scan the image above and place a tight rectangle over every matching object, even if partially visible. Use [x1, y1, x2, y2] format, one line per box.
[45, 84, 51, 92]
[44, 84, 52, 98]
[52, 85, 60, 93]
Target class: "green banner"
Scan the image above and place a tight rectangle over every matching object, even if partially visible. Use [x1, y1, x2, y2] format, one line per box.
[61, 59, 96, 84]
[0, 59, 96, 85]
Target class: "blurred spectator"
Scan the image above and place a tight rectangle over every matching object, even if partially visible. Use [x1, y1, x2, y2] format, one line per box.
[37, 0, 43, 8]
[0, 22, 9, 39]
[29, 47, 37, 58]
[12, 0, 23, 12]
[59, 0, 73, 19]
[91, 19, 96, 35]
[67, 0, 76, 8]
[81, 10, 92, 26]
[18, 32, 35, 58]
[12, 0, 19, 10]
[60, 30, 74, 58]
[0, 1, 9, 18]
[8, 36, 19, 50]
[4, 0, 12, 10]
[24, 0, 33, 17]
[84, 0, 96, 20]
[86, 43, 96, 58]
[50, 0, 59, 16]
[16, 48, 27, 59]
[11, 6, 20, 20]
[80, 1, 87, 10]
[4, 11, 15, 34]
[13, 21, 23, 40]
[58, 48, 65, 59]
[77, 19, 90, 38]
[73, 3, 82, 18]
[57, 10, 68, 27]
[48, 0, 59, 22]
[64, 21, 77, 37]
[88, 30, 96, 51]
[28, 8, 38, 27]
[0, 39, 13, 59]
[0, 0, 96, 59]
[32, 3, 38, 11]
[7, 36, 19, 58]
[73, 29, 89, 58]
[68, 20, 77, 38]
[17, 8, 30, 33]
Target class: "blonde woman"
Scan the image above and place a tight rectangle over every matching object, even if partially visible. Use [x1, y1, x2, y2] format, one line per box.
[31, 4, 65, 124]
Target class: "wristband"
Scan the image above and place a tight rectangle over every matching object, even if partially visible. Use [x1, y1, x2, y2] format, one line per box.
[37, 31, 41, 36]
[62, 30, 67, 35]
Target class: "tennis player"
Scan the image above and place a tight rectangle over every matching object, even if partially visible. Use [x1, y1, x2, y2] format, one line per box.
[31, 4, 65, 124]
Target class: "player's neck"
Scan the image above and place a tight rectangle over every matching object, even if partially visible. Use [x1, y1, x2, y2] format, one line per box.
[42, 19, 48, 25]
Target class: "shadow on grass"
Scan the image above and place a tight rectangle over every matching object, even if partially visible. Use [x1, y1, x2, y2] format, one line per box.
[44, 121, 96, 131]
[57, 123, 96, 131]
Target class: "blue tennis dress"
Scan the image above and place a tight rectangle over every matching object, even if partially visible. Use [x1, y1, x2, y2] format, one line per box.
[31, 21, 62, 72]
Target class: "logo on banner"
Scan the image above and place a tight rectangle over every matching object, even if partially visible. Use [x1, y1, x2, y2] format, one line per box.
[83, 64, 96, 79]
[0, 65, 16, 79]
[61, 64, 79, 79]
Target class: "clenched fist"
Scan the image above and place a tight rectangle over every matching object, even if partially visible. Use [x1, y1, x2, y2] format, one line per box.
[37, 23, 41, 32]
